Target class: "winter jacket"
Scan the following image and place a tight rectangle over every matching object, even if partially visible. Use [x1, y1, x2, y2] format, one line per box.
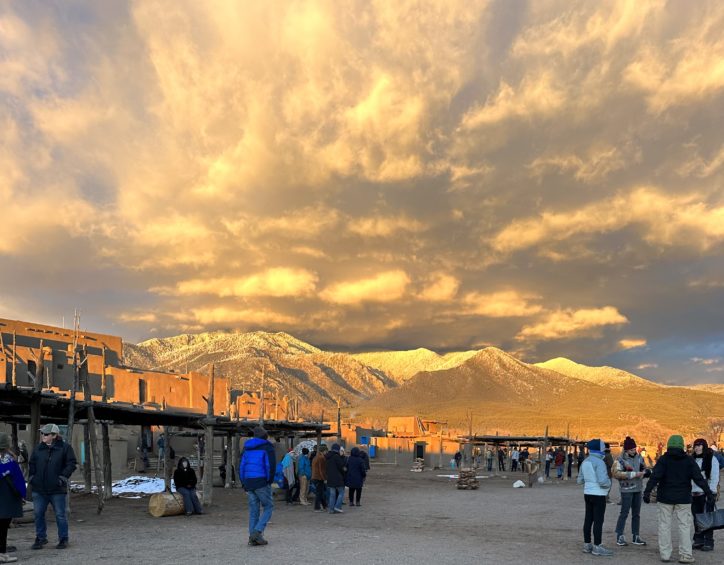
[0, 452, 27, 519]
[173, 464, 198, 490]
[644, 448, 711, 505]
[325, 450, 347, 488]
[359, 450, 370, 470]
[692, 451, 720, 495]
[297, 454, 311, 480]
[554, 451, 565, 466]
[239, 438, 277, 491]
[577, 453, 611, 496]
[612, 453, 646, 493]
[281, 452, 296, 487]
[28, 438, 77, 495]
[312, 451, 327, 481]
[345, 448, 367, 488]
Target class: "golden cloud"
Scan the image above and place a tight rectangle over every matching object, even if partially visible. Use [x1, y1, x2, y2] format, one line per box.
[170, 268, 318, 298]
[191, 307, 297, 326]
[418, 273, 460, 302]
[320, 270, 410, 305]
[493, 187, 724, 255]
[517, 306, 628, 340]
[118, 312, 158, 323]
[618, 338, 647, 350]
[462, 290, 543, 317]
[348, 216, 426, 237]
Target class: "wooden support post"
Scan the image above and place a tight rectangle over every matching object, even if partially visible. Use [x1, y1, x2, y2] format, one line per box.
[10, 423, 19, 454]
[202, 364, 215, 506]
[0, 331, 6, 384]
[316, 428, 322, 449]
[231, 433, 239, 489]
[438, 427, 444, 470]
[225, 432, 233, 489]
[81, 347, 104, 512]
[259, 367, 265, 424]
[540, 425, 549, 482]
[100, 351, 112, 499]
[29, 341, 45, 446]
[337, 398, 341, 445]
[66, 313, 81, 445]
[11, 330, 17, 387]
[83, 424, 92, 493]
[163, 426, 172, 492]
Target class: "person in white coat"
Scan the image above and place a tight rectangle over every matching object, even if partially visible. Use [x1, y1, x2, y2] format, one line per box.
[577, 439, 614, 557]
[691, 438, 720, 552]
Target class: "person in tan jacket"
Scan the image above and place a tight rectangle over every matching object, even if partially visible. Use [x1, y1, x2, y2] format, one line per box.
[311, 445, 328, 512]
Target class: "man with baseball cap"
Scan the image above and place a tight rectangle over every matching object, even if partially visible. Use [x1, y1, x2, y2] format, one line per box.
[28, 423, 77, 550]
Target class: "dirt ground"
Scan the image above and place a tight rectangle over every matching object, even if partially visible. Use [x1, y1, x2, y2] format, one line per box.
[7, 466, 721, 565]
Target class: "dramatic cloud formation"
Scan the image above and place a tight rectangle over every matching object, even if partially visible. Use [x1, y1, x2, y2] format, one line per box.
[1, 1, 723, 384]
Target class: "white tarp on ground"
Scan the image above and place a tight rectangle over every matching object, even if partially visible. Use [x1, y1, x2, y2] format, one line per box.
[513, 480, 526, 488]
[71, 475, 175, 496]
[436, 474, 488, 479]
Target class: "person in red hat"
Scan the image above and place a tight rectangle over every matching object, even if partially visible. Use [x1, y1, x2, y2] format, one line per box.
[612, 436, 649, 547]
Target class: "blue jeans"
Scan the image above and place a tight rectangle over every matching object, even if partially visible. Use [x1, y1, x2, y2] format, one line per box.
[176, 487, 203, 514]
[327, 486, 345, 512]
[616, 491, 642, 537]
[32, 492, 69, 541]
[246, 485, 273, 535]
[556, 464, 563, 478]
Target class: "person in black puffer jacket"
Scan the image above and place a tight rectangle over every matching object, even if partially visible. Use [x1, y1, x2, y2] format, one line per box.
[173, 457, 203, 516]
[643, 435, 714, 563]
[28, 424, 77, 551]
[325, 444, 347, 514]
[346, 447, 367, 507]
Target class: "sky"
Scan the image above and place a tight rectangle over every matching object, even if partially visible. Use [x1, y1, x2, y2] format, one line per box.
[1, 0, 723, 385]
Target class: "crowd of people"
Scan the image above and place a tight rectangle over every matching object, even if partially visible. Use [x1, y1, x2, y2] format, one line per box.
[238, 426, 370, 547]
[578, 434, 722, 562]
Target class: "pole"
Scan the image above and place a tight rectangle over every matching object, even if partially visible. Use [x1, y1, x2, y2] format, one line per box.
[163, 425, 172, 492]
[231, 432, 239, 489]
[337, 398, 342, 445]
[81, 346, 104, 512]
[83, 424, 92, 493]
[11, 330, 17, 387]
[0, 331, 6, 385]
[225, 432, 233, 489]
[540, 425, 549, 482]
[66, 311, 80, 446]
[203, 364, 215, 506]
[101, 347, 112, 499]
[259, 366, 265, 424]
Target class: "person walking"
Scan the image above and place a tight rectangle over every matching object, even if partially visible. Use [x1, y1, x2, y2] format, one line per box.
[172, 457, 203, 516]
[612, 436, 648, 547]
[454, 451, 462, 470]
[511, 446, 519, 472]
[690, 438, 719, 552]
[297, 448, 312, 506]
[28, 423, 77, 550]
[325, 444, 346, 514]
[239, 426, 276, 547]
[311, 445, 328, 512]
[346, 448, 367, 507]
[555, 448, 566, 480]
[577, 438, 614, 557]
[643, 434, 715, 564]
[498, 448, 506, 472]
[1, 432, 26, 563]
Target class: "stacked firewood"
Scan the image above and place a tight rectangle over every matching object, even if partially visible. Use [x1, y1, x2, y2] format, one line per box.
[411, 458, 425, 472]
[456, 469, 479, 490]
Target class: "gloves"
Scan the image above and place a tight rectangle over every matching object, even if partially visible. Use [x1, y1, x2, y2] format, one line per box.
[643, 468, 651, 478]
[643, 492, 651, 504]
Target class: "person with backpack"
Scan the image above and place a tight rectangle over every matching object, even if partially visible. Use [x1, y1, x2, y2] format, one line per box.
[643, 434, 715, 564]
[577, 438, 614, 557]
[612, 436, 648, 547]
[28, 424, 77, 551]
[1, 432, 26, 563]
[239, 426, 276, 547]
[691, 438, 720, 552]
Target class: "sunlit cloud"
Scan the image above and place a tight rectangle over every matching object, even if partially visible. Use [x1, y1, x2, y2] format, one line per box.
[517, 307, 628, 341]
[418, 273, 460, 302]
[191, 307, 297, 326]
[164, 268, 318, 298]
[320, 271, 410, 305]
[637, 363, 658, 370]
[618, 338, 647, 350]
[462, 290, 543, 318]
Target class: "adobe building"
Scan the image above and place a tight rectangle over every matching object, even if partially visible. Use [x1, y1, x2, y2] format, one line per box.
[0, 317, 294, 476]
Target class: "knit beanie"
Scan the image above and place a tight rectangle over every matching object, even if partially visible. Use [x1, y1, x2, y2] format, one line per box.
[667, 435, 685, 450]
[693, 438, 708, 450]
[623, 436, 637, 451]
[331, 443, 341, 452]
[587, 439, 605, 453]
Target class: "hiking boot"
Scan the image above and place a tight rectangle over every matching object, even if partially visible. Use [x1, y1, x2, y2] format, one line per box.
[4, 547, 15, 554]
[247, 536, 257, 546]
[632, 535, 647, 546]
[677, 556, 695, 564]
[592, 544, 614, 557]
[582, 543, 593, 553]
[31, 538, 48, 550]
[56, 539, 68, 549]
[251, 531, 268, 546]
[700, 546, 713, 552]
[692, 542, 704, 550]
[0, 554, 18, 563]
[617, 535, 628, 546]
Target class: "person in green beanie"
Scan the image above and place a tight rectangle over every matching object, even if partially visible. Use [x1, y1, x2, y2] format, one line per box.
[643, 435, 715, 563]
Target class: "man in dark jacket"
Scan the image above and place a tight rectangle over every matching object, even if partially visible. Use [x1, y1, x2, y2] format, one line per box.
[28, 423, 77, 550]
[239, 426, 276, 546]
[346, 447, 367, 506]
[643, 434, 715, 563]
[325, 443, 346, 514]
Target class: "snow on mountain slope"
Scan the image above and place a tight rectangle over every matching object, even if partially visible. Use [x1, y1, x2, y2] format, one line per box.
[536, 357, 661, 388]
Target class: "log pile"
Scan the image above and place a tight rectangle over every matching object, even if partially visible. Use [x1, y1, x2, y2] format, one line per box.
[411, 458, 425, 472]
[456, 469, 479, 490]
